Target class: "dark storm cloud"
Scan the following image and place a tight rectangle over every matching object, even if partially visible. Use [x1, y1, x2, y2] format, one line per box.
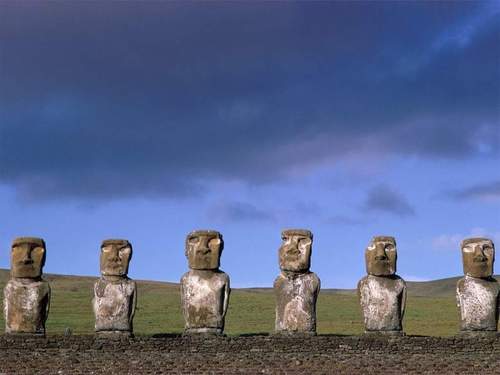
[0, 1, 498, 200]
[363, 185, 415, 217]
[448, 180, 500, 202]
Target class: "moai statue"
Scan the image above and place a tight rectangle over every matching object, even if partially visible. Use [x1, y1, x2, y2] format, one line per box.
[357, 236, 406, 334]
[274, 229, 320, 335]
[457, 237, 499, 333]
[180, 230, 230, 335]
[93, 239, 137, 337]
[4, 237, 50, 335]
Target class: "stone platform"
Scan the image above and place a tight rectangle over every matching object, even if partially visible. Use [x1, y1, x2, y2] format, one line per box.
[1, 334, 500, 374]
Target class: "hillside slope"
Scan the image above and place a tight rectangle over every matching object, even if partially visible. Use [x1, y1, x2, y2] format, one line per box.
[0, 269, 477, 336]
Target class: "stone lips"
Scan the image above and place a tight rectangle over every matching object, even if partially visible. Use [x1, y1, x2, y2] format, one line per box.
[181, 230, 230, 334]
[185, 230, 224, 271]
[275, 229, 320, 334]
[359, 236, 406, 333]
[460, 237, 494, 278]
[100, 239, 132, 277]
[279, 228, 313, 273]
[365, 235, 397, 277]
[4, 236, 50, 335]
[3, 233, 500, 338]
[457, 237, 498, 332]
[94, 239, 136, 335]
[11, 237, 46, 279]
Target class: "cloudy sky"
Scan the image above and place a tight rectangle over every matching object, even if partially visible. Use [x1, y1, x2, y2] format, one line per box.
[1, 1, 499, 288]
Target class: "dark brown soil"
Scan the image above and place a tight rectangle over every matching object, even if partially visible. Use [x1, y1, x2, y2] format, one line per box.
[1, 333, 499, 374]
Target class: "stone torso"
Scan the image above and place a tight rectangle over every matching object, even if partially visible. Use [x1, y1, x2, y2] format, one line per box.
[274, 272, 320, 333]
[180, 270, 230, 331]
[457, 276, 499, 331]
[358, 275, 406, 332]
[93, 278, 136, 332]
[4, 278, 50, 334]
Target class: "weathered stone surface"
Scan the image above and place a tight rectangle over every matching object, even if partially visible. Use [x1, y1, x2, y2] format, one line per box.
[4, 237, 51, 335]
[365, 235, 397, 276]
[358, 236, 406, 333]
[2, 335, 500, 374]
[275, 229, 320, 335]
[457, 237, 499, 332]
[181, 230, 230, 334]
[93, 239, 136, 334]
[358, 275, 406, 332]
[461, 237, 494, 278]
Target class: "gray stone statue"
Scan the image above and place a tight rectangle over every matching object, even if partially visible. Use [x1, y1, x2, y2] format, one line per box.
[180, 230, 230, 335]
[4, 237, 51, 335]
[92, 239, 137, 336]
[357, 236, 406, 334]
[274, 229, 320, 335]
[457, 237, 499, 333]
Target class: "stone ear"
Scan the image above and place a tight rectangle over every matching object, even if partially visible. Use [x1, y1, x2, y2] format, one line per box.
[40, 247, 46, 269]
[122, 246, 132, 261]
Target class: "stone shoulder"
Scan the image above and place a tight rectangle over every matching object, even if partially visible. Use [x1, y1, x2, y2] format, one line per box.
[357, 275, 369, 290]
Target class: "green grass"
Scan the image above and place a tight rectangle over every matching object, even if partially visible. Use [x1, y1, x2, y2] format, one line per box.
[0, 270, 464, 336]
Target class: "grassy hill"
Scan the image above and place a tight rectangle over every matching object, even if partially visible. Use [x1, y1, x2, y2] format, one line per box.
[0, 270, 473, 336]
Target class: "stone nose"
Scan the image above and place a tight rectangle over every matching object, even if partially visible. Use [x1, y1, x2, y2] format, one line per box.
[473, 245, 487, 262]
[196, 244, 211, 254]
[286, 244, 300, 254]
[374, 244, 387, 260]
[18, 246, 34, 264]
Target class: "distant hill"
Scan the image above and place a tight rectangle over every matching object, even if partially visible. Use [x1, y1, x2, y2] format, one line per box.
[0, 268, 478, 336]
[0, 269, 487, 298]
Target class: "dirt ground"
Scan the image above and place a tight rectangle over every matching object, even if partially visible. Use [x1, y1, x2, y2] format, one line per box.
[0, 333, 499, 374]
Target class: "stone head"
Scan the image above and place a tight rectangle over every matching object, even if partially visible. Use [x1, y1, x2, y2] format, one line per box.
[461, 237, 494, 278]
[185, 230, 223, 270]
[279, 229, 313, 273]
[365, 236, 397, 276]
[11, 237, 46, 279]
[100, 239, 132, 277]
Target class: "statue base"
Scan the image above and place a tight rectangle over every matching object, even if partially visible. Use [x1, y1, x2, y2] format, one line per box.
[272, 330, 317, 337]
[95, 331, 133, 339]
[458, 330, 498, 338]
[183, 328, 224, 336]
[4, 332, 46, 337]
[363, 330, 405, 337]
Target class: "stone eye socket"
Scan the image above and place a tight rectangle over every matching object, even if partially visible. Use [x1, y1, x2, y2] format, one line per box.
[188, 236, 199, 244]
[119, 247, 130, 257]
[298, 238, 311, 248]
[32, 247, 44, 255]
[385, 244, 395, 251]
[208, 238, 221, 248]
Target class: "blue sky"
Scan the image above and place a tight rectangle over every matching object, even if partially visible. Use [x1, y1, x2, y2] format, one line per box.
[0, 1, 499, 288]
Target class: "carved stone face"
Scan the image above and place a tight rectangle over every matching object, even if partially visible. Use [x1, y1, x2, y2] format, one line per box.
[100, 239, 132, 277]
[365, 236, 397, 276]
[461, 237, 494, 278]
[279, 229, 313, 273]
[11, 237, 46, 278]
[185, 230, 223, 270]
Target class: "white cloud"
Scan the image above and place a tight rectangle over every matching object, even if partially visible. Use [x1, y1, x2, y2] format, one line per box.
[432, 228, 500, 251]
